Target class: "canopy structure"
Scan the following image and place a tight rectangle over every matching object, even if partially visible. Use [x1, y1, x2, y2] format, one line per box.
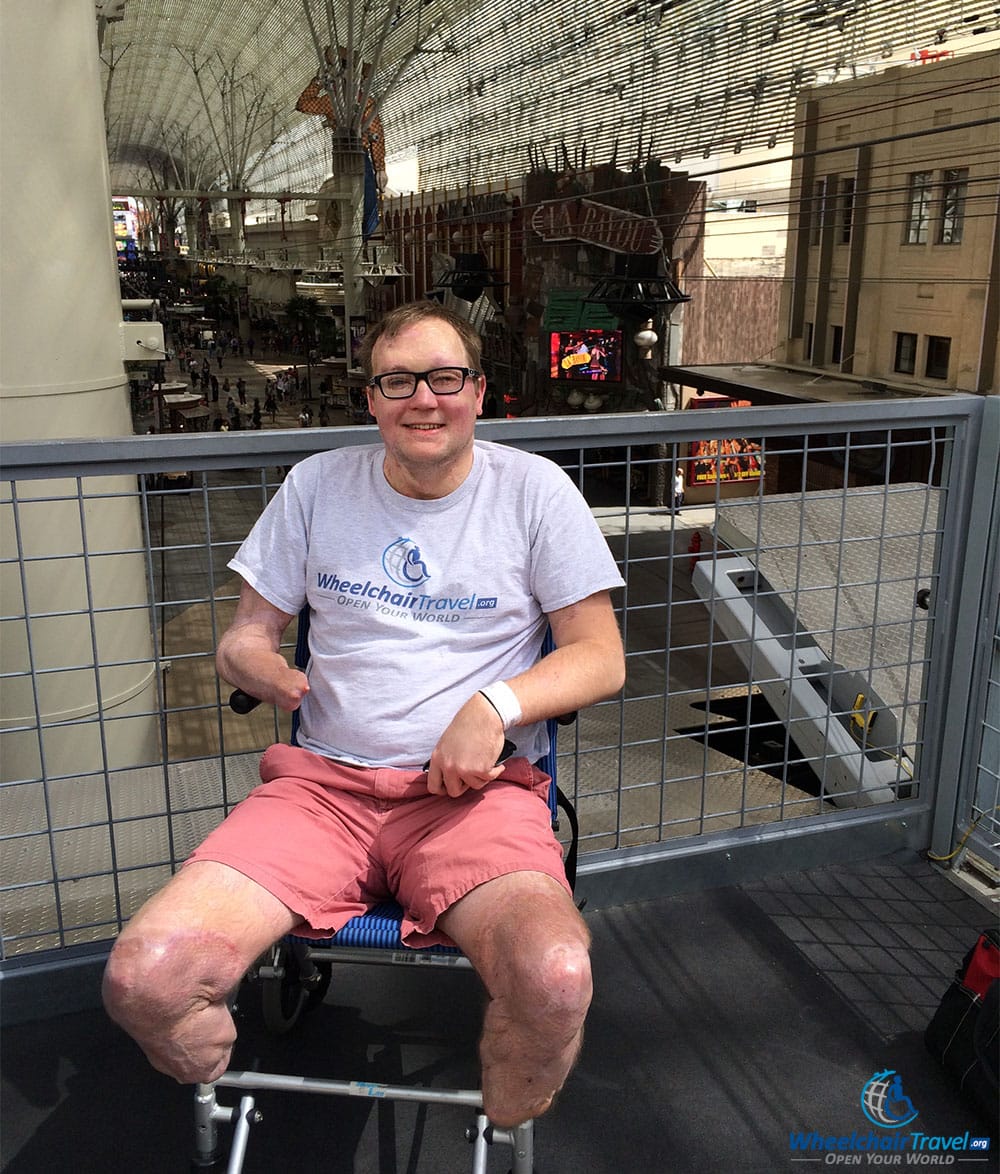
[99, 0, 994, 209]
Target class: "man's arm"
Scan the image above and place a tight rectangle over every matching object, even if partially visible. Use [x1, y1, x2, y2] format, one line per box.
[216, 582, 310, 712]
[426, 590, 624, 796]
[508, 589, 625, 723]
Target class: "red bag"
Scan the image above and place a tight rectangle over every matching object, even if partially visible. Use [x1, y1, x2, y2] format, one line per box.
[925, 927, 999, 1122]
[960, 929, 1000, 1000]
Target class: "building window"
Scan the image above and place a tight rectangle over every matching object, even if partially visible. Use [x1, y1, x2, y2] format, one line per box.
[840, 177, 855, 244]
[810, 179, 826, 245]
[831, 324, 843, 364]
[905, 171, 933, 244]
[894, 332, 917, 375]
[925, 336, 951, 380]
[937, 168, 968, 244]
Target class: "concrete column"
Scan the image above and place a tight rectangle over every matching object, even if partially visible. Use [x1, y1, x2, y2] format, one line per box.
[1, 1, 160, 787]
[331, 133, 367, 370]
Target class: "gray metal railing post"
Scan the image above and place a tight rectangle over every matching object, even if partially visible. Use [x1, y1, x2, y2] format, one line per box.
[928, 394, 1000, 861]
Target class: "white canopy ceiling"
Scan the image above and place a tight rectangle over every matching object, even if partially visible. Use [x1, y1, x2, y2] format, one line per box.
[99, 0, 995, 202]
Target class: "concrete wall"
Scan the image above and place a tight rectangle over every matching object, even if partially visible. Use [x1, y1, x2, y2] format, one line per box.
[680, 278, 783, 365]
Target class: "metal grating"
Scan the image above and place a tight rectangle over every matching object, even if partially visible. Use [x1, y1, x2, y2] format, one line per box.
[970, 611, 1000, 865]
[2, 397, 990, 963]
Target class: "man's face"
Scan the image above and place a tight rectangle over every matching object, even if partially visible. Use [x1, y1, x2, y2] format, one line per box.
[366, 318, 485, 498]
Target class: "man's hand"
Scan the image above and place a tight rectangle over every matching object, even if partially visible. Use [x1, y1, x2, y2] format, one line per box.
[250, 661, 310, 712]
[424, 590, 625, 798]
[425, 692, 509, 798]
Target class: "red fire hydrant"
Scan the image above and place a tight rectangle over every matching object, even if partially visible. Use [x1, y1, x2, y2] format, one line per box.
[688, 529, 703, 573]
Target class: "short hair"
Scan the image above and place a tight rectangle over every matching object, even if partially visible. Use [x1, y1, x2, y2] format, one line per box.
[357, 301, 483, 378]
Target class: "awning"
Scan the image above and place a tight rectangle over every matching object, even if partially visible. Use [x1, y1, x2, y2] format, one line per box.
[542, 291, 618, 330]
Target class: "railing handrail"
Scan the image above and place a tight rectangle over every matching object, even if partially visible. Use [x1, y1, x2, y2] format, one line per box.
[0, 395, 983, 480]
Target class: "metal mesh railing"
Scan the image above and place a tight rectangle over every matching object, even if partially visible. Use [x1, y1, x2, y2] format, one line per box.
[969, 611, 1000, 857]
[1, 396, 991, 961]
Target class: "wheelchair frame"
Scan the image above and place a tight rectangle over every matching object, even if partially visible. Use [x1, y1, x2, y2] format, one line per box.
[193, 1077, 534, 1173]
[192, 619, 575, 1173]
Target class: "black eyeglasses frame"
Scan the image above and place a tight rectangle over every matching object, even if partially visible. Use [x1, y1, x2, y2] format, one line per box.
[367, 367, 482, 399]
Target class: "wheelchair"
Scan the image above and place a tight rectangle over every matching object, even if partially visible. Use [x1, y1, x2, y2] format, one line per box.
[192, 620, 578, 1174]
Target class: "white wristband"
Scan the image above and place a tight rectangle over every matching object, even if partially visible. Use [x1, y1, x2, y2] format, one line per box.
[478, 681, 522, 731]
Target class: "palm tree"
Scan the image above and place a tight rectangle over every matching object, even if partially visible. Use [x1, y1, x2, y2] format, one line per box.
[201, 274, 241, 325]
[284, 295, 324, 396]
[284, 295, 323, 342]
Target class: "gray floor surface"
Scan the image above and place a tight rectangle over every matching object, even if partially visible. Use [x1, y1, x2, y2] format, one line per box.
[2, 851, 996, 1173]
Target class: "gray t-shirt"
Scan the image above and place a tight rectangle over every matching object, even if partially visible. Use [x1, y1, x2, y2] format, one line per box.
[229, 439, 624, 768]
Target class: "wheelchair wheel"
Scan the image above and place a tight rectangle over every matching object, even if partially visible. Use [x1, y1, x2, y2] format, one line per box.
[260, 942, 331, 1034]
[260, 942, 307, 1033]
[304, 960, 333, 1011]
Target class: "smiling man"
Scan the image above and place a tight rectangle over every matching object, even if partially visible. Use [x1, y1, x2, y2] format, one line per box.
[367, 309, 486, 498]
[102, 300, 626, 1130]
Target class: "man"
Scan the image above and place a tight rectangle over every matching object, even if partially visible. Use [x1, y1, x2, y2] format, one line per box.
[102, 301, 625, 1129]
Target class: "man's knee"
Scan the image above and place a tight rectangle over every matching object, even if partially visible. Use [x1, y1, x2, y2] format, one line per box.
[496, 934, 593, 1032]
[535, 938, 593, 1023]
[102, 923, 246, 1033]
[102, 860, 296, 1036]
[443, 873, 593, 1031]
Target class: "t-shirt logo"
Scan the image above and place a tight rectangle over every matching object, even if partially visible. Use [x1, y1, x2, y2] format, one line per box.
[382, 537, 431, 588]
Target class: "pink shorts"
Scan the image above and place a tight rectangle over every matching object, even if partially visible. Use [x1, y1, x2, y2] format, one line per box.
[186, 743, 570, 948]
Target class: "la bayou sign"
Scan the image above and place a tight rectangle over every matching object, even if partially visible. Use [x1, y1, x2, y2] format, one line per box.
[531, 198, 663, 254]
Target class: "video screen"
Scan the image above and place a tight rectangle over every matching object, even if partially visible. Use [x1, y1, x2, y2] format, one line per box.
[549, 329, 622, 382]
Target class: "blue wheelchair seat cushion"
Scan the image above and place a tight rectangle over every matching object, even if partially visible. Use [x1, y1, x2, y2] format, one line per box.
[288, 900, 462, 954]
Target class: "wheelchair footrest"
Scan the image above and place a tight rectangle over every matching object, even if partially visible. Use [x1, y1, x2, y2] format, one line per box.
[217, 1068, 483, 1108]
[198, 1080, 535, 1173]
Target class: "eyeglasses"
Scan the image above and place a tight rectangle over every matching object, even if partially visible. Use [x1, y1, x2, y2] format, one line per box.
[368, 367, 481, 399]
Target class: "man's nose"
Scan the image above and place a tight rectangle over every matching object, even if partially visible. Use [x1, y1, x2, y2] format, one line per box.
[410, 374, 437, 402]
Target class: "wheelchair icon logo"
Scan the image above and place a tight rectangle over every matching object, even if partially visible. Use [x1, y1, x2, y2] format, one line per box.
[382, 538, 431, 588]
[860, 1069, 919, 1129]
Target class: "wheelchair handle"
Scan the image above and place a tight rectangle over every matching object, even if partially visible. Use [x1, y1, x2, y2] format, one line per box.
[229, 689, 262, 715]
